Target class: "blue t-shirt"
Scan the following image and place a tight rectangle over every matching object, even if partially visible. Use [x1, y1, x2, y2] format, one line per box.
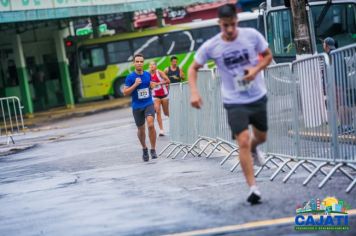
[125, 71, 153, 110]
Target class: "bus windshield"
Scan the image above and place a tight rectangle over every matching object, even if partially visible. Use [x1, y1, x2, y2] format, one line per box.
[312, 3, 356, 52]
[267, 3, 356, 61]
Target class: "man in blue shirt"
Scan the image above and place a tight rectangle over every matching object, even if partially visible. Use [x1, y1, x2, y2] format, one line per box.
[124, 54, 158, 161]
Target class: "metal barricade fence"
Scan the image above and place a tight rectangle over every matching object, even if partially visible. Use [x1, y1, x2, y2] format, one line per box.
[292, 55, 334, 161]
[256, 53, 355, 193]
[256, 62, 301, 177]
[208, 69, 240, 171]
[0, 96, 25, 144]
[184, 69, 239, 161]
[160, 71, 219, 158]
[159, 83, 188, 158]
[160, 47, 356, 193]
[191, 69, 223, 158]
[262, 63, 296, 157]
[291, 53, 354, 192]
[257, 56, 335, 184]
[213, 69, 235, 144]
[330, 45, 356, 162]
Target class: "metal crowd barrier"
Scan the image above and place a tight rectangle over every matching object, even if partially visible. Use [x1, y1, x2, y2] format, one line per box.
[160, 70, 239, 163]
[330, 44, 356, 162]
[0, 96, 25, 144]
[160, 45, 356, 193]
[255, 52, 355, 193]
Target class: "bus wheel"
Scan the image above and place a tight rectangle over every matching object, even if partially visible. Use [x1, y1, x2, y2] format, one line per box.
[113, 79, 125, 98]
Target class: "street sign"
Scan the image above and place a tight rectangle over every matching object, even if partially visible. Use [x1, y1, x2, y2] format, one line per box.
[76, 23, 107, 36]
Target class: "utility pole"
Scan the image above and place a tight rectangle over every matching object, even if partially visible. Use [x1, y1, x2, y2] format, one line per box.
[124, 12, 135, 32]
[90, 16, 100, 38]
[289, 0, 313, 55]
[156, 8, 164, 28]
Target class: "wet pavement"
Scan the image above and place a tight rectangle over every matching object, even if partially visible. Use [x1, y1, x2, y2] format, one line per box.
[0, 107, 355, 236]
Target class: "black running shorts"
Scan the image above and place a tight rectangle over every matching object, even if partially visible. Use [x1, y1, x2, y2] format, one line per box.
[224, 96, 268, 139]
[153, 94, 168, 99]
[132, 104, 155, 127]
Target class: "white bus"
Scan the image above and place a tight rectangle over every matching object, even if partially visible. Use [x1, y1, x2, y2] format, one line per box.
[260, 0, 356, 62]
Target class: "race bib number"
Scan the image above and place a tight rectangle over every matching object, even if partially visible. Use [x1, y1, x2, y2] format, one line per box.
[234, 74, 254, 92]
[137, 88, 149, 99]
[153, 84, 162, 91]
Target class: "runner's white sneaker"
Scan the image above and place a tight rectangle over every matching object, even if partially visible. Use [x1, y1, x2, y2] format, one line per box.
[247, 185, 262, 205]
[251, 149, 266, 166]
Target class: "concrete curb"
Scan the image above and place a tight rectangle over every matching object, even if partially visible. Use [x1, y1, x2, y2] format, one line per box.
[0, 143, 38, 157]
[24, 99, 131, 128]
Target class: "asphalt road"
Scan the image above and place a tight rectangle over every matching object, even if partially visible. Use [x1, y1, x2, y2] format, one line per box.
[0, 107, 355, 236]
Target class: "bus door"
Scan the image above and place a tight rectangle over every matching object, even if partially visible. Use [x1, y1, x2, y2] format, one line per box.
[79, 46, 110, 98]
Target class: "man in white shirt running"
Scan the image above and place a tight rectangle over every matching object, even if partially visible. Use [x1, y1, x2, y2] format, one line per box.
[188, 4, 273, 205]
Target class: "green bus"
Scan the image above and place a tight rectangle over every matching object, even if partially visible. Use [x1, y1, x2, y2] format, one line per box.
[75, 11, 260, 99]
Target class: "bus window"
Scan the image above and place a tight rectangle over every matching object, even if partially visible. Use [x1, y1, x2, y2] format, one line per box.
[271, 0, 286, 7]
[107, 41, 132, 63]
[239, 19, 257, 29]
[162, 31, 194, 55]
[191, 26, 219, 50]
[91, 48, 106, 67]
[79, 47, 106, 73]
[131, 36, 163, 59]
[312, 3, 356, 52]
[267, 9, 296, 61]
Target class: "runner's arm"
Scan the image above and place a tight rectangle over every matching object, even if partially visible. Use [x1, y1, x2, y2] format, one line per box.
[150, 81, 160, 89]
[255, 48, 273, 73]
[123, 78, 141, 96]
[179, 68, 185, 80]
[158, 70, 170, 84]
[188, 61, 203, 109]
[244, 48, 273, 82]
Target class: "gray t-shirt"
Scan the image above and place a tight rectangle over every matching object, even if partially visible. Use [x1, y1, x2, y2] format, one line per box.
[195, 27, 268, 104]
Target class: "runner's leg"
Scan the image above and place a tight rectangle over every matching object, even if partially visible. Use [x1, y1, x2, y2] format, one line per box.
[162, 98, 169, 117]
[147, 115, 156, 150]
[154, 99, 163, 131]
[236, 130, 256, 187]
[137, 124, 146, 149]
[251, 127, 267, 153]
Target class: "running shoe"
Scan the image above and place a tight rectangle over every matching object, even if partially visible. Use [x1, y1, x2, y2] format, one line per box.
[150, 149, 158, 159]
[142, 148, 149, 162]
[251, 149, 266, 166]
[247, 186, 262, 205]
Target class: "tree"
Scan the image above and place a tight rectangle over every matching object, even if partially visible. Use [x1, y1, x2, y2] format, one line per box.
[289, 0, 313, 55]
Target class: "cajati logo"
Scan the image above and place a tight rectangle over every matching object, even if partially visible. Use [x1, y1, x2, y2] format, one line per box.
[294, 197, 351, 231]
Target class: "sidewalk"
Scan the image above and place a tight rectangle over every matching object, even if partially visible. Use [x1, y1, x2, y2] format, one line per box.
[0, 98, 131, 156]
[24, 97, 131, 128]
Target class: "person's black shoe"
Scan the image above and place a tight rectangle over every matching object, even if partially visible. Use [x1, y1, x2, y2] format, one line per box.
[150, 149, 158, 159]
[142, 148, 149, 162]
[247, 188, 262, 205]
